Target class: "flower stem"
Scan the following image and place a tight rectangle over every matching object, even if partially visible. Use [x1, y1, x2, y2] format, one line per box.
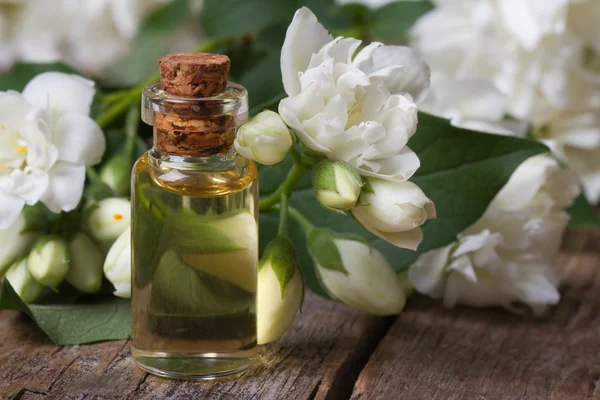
[259, 164, 306, 211]
[96, 95, 133, 128]
[278, 193, 289, 236]
[85, 166, 101, 183]
[287, 206, 314, 234]
[290, 146, 303, 166]
[124, 105, 140, 154]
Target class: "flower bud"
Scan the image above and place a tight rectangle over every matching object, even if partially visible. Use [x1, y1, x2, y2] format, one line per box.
[86, 197, 130, 250]
[234, 110, 294, 165]
[307, 228, 407, 315]
[6, 258, 46, 303]
[312, 160, 362, 211]
[0, 214, 38, 276]
[103, 227, 131, 298]
[27, 235, 70, 288]
[99, 150, 134, 197]
[351, 179, 436, 250]
[257, 236, 304, 344]
[66, 232, 104, 293]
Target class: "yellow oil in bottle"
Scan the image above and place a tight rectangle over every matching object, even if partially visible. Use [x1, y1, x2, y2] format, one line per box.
[130, 151, 258, 379]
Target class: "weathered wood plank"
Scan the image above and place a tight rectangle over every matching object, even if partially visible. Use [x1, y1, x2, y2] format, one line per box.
[351, 230, 600, 400]
[1, 291, 388, 400]
[126, 291, 390, 400]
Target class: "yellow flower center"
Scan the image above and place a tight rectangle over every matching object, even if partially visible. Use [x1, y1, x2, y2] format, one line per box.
[113, 213, 123, 221]
[15, 145, 27, 153]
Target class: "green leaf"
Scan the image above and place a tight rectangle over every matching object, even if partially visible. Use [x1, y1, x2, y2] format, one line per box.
[21, 204, 56, 234]
[259, 112, 548, 296]
[202, 0, 297, 38]
[369, 1, 433, 41]
[568, 194, 600, 227]
[149, 251, 252, 318]
[164, 214, 247, 254]
[0, 63, 79, 91]
[0, 279, 131, 345]
[306, 228, 347, 274]
[239, 49, 286, 111]
[105, 0, 192, 86]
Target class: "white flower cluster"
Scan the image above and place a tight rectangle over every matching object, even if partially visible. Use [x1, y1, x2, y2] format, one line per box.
[412, 58, 581, 315]
[0, 72, 131, 301]
[238, 7, 436, 251]
[239, 7, 437, 325]
[0, 0, 202, 75]
[411, 0, 600, 203]
[0, 72, 105, 228]
[409, 154, 580, 316]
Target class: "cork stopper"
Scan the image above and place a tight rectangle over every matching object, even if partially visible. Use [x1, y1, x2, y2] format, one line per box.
[158, 53, 230, 97]
[154, 53, 233, 156]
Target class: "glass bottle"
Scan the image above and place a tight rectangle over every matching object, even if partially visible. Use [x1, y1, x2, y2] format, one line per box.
[130, 54, 258, 379]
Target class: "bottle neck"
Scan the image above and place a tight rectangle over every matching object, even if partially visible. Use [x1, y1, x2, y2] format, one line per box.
[142, 82, 249, 157]
[148, 145, 244, 173]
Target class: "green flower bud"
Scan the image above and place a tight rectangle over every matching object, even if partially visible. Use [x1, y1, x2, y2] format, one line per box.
[351, 178, 436, 250]
[86, 197, 130, 250]
[0, 214, 39, 276]
[234, 110, 294, 165]
[307, 228, 407, 315]
[6, 258, 46, 303]
[103, 228, 131, 298]
[312, 160, 362, 211]
[27, 235, 70, 288]
[99, 151, 133, 197]
[66, 232, 104, 294]
[257, 236, 304, 344]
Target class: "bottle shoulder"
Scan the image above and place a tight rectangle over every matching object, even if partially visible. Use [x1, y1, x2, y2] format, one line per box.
[133, 151, 257, 197]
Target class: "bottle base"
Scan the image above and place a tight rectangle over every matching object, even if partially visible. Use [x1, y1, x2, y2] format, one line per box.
[131, 347, 255, 380]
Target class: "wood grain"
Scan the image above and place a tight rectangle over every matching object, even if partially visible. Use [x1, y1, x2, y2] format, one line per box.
[2, 229, 600, 400]
[351, 229, 600, 400]
[0, 291, 389, 400]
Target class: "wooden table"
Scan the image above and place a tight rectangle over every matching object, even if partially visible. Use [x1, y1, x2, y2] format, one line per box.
[1, 229, 599, 400]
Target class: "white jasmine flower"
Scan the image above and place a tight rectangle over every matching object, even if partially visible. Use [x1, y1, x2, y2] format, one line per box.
[66, 232, 104, 294]
[488, 154, 580, 216]
[0, 72, 105, 229]
[14, 0, 171, 74]
[411, 0, 597, 124]
[279, 7, 430, 182]
[351, 179, 436, 250]
[6, 257, 45, 304]
[0, 213, 38, 275]
[308, 228, 408, 315]
[409, 154, 580, 316]
[420, 78, 528, 136]
[234, 110, 294, 166]
[538, 110, 600, 203]
[86, 198, 131, 248]
[257, 237, 304, 344]
[415, 67, 581, 314]
[409, 229, 561, 316]
[27, 235, 70, 289]
[312, 160, 362, 211]
[104, 227, 131, 298]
